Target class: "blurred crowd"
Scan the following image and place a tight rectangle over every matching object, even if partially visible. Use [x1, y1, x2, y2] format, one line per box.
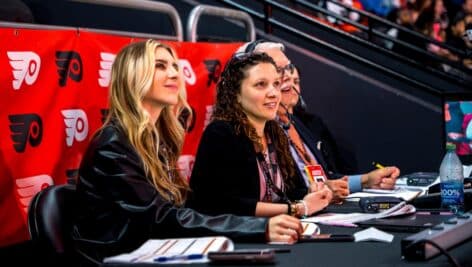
[290, 0, 472, 70]
[387, 0, 471, 69]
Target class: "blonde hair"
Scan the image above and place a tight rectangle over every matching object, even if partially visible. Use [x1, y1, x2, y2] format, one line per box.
[106, 39, 188, 205]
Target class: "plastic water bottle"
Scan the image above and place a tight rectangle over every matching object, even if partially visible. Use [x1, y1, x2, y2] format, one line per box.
[439, 143, 464, 214]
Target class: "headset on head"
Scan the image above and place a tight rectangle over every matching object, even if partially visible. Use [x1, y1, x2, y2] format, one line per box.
[244, 39, 270, 53]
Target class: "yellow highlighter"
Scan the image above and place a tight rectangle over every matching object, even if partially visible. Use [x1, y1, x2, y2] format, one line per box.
[372, 162, 385, 169]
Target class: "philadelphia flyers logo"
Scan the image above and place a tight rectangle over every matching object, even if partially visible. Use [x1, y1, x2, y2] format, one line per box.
[55, 51, 83, 86]
[8, 113, 43, 152]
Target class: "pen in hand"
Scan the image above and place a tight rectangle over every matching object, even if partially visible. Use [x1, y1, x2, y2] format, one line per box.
[372, 162, 385, 169]
[154, 254, 204, 262]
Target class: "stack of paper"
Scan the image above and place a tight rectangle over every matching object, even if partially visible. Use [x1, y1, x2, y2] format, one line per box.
[103, 236, 234, 264]
[301, 201, 416, 226]
[346, 187, 422, 202]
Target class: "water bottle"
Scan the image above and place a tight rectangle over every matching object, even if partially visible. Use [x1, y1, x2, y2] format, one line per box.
[439, 143, 464, 214]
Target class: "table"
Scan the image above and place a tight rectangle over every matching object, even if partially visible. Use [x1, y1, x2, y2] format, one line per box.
[103, 202, 472, 266]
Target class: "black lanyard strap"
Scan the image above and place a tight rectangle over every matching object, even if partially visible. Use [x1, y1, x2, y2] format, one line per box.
[256, 141, 287, 202]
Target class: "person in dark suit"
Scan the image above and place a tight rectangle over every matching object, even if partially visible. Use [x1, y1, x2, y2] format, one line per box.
[275, 61, 401, 201]
[73, 40, 304, 264]
[187, 52, 332, 218]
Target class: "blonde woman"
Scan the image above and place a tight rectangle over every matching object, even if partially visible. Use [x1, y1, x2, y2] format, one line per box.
[73, 40, 302, 264]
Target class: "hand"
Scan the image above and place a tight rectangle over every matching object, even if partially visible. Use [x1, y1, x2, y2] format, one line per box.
[308, 181, 325, 192]
[325, 176, 349, 202]
[362, 166, 400, 189]
[303, 185, 332, 215]
[266, 214, 302, 244]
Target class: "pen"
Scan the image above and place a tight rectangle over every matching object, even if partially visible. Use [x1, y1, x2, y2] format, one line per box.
[154, 254, 204, 262]
[372, 162, 385, 169]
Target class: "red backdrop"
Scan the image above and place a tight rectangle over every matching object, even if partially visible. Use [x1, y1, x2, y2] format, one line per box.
[0, 27, 242, 247]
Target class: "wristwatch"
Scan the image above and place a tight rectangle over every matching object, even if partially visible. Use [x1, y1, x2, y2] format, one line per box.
[289, 202, 299, 217]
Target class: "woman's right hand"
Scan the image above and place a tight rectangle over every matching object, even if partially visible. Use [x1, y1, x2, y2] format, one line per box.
[266, 214, 302, 244]
[303, 185, 332, 215]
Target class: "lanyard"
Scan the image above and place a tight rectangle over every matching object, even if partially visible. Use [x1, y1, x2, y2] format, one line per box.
[286, 125, 315, 166]
[256, 140, 287, 202]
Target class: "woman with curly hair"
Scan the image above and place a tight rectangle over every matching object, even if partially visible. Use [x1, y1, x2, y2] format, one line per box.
[187, 52, 332, 218]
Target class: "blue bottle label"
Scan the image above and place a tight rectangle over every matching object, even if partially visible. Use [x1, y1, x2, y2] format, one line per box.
[440, 181, 464, 206]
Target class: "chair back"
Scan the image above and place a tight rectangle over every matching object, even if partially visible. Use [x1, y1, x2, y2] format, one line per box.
[28, 184, 77, 263]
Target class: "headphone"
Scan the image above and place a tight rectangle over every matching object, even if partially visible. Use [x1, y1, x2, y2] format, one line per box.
[278, 104, 293, 130]
[244, 39, 269, 53]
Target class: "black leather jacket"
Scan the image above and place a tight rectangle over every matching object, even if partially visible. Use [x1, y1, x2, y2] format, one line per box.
[72, 122, 268, 262]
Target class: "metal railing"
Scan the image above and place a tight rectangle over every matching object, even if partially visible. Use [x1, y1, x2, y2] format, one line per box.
[310, 0, 466, 56]
[69, 0, 183, 41]
[214, 0, 471, 91]
[307, 0, 468, 63]
[187, 4, 255, 42]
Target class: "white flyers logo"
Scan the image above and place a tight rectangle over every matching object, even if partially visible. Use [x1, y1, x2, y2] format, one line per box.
[62, 109, 89, 147]
[179, 59, 196, 86]
[15, 174, 53, 213]
[98, 52, 116, 87]
[7, 51, 41, 90]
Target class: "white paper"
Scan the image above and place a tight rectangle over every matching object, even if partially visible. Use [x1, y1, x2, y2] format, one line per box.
[302, 222, 320, 235]
[301, 202, 416, 226]
[346, 187, 422, 201]
[463, 165, 472, 177]
[354, 227, 394, 243]
[268, 222, 319, 245]
[103, 236, 234, 264]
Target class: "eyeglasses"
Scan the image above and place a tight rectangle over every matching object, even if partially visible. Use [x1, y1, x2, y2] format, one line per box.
[277, 63, 295, 75]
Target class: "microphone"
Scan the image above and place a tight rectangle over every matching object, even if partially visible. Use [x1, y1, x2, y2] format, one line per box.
[278, 103, 292, 130]
[291, 86, 307, 110]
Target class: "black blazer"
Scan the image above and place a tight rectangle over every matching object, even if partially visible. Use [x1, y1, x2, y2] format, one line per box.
[293, 110, 357, 175]
[73, 121, 268, 262]
[187, 120, 307, 216]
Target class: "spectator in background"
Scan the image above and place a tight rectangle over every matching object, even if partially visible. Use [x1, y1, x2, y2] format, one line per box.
[0, 0, 34, 23]
[444, 0, 468, 20]
[188, 51, 332, 218]
[360, 0, 402, 18]
[460, 0, 472, 16]
[447, 12, 472, 51]
[391, 0, 429, 55]
[393, 0, 460, 63]
[73, 39, 304, 264]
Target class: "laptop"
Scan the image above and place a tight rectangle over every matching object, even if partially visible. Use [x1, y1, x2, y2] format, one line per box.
[357, 213, 454, 233]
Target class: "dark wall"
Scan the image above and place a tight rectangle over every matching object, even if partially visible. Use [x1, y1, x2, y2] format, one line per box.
[285, 47, 444, 174]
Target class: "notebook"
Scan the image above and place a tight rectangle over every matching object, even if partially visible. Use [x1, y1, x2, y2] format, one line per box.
[103, 236, 234, 264]
[357, 213, 454, 233]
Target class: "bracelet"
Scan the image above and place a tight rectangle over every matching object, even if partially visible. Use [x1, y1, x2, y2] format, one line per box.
[286, 201, 298, 217]
[286, 201, 292, 215]
[290, 203, 298, 217]
[298, 200, 308, 218]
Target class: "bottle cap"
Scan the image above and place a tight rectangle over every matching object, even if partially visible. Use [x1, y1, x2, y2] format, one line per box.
[446, 143, 456, 151]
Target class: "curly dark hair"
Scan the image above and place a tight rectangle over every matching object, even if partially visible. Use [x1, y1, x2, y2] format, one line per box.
[212, 52, 295, 183]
